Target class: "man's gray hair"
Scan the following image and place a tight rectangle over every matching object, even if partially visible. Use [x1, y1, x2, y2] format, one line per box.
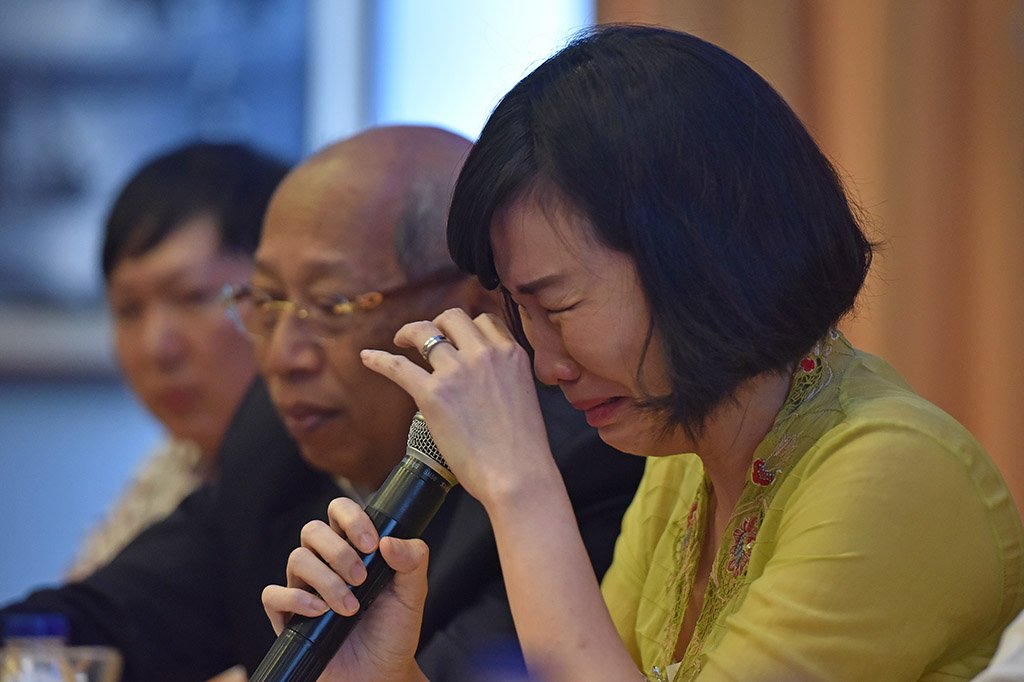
[394, 177, 458, 279]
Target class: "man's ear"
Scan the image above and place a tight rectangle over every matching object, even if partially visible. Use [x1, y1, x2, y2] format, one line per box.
[445, 277, 503, 318]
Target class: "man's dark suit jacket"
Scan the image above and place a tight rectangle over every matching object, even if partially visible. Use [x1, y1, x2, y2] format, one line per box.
[1, 379, 644, 681]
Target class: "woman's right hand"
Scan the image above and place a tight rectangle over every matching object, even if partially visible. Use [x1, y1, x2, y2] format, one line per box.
[361, 309, 559, 509]
[261, 497, 429, 682]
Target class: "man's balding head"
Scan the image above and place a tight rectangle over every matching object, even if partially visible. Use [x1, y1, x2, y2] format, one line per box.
[270, 126, 471, 280]
[250, 126, 485, 489]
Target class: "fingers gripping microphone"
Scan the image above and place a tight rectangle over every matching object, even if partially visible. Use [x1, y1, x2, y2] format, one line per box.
[250, 412, 457, 682]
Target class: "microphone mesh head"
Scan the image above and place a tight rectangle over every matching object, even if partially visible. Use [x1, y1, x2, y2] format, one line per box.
[407, 412, 456, 483]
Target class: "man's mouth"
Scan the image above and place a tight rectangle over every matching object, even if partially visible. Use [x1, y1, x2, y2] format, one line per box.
[280, 403, 341, 435]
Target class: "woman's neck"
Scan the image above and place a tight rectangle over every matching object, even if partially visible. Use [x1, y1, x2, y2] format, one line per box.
[696, 368, 793, 517]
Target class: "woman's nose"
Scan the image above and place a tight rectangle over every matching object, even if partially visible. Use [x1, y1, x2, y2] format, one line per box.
[528, 322, 580, 387]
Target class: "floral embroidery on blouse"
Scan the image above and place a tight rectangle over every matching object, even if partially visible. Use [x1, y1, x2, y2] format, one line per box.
[751, 458, 776, 486]
[751, 433, 797, 487]
[659, 331, 846, 681]
[786, 328, 839, 410]
[654, 480, 707, 680]
[726, 514, 761, 577]
[679, 501, 700, 552]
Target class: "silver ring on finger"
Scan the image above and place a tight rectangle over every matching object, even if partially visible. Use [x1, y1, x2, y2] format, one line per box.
[419, 334, 452, 361]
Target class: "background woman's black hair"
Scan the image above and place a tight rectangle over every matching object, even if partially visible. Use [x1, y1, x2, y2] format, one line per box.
[101, 141, 290, 281]
[447, 25, 874, 438]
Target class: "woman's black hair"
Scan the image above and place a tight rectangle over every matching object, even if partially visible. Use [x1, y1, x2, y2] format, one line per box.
[101, 141, 290, 281]
[447, 25, 874, 437]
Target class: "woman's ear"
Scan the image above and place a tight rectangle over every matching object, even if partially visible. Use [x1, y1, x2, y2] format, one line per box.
[446, 277, 503, 318]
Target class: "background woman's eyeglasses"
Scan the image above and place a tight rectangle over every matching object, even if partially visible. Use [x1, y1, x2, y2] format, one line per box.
[221, 269, 465, 341]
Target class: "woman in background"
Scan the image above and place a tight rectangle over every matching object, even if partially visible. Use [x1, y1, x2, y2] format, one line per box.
[67, 142, 287, 580]
[265, 26, 1024, 681]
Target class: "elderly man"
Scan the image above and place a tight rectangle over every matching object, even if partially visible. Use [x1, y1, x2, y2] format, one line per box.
[1, 126, 643, 681]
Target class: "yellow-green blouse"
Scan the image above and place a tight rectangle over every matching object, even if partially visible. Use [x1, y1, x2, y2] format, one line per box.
[601, 331, 1024, 681]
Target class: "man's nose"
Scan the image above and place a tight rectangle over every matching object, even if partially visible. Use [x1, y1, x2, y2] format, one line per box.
[142, 305, 188, 367]
[257, 311, 323, 378]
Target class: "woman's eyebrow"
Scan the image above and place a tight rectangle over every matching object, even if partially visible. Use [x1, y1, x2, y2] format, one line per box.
[514, 273, 565, 297]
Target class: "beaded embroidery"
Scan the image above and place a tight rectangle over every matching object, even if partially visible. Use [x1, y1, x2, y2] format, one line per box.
[786, 328, 838, 410]
[651, 331, 845, 681]
[679, 501, 699, 552]
[751, 433, 797, 487]
[648, 665, 669, 682]
[726, 514, 761, 577]
[652, 480, 707, 680]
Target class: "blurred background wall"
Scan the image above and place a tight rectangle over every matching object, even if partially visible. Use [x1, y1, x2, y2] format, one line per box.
[1, 0, 1021, 602]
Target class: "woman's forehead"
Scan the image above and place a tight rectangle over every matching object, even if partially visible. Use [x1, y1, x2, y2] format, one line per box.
[490, 196, 622, 291]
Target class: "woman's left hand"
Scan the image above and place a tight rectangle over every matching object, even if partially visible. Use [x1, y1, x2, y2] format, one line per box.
[262, 498, 430, 682]
[360, 308, 558, 507]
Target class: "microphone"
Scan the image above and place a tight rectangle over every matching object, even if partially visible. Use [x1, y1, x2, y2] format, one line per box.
[250, 412, 457, 682]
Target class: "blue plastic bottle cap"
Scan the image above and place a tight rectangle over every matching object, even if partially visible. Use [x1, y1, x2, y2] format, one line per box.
[2, 614, 70, 639]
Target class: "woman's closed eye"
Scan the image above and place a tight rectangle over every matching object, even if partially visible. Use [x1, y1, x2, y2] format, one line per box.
[545, 301, 578, 316]
[513, 298, 578, 322]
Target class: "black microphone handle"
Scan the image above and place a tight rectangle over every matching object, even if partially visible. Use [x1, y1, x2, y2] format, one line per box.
[250, 455, 454, 682]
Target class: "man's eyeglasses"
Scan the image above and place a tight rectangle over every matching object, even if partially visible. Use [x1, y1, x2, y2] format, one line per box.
[221, 269, 465, 341]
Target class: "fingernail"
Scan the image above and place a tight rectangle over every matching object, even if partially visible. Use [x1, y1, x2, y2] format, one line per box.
[359, 532, 377, 553]
[343, 593, 360, 614]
